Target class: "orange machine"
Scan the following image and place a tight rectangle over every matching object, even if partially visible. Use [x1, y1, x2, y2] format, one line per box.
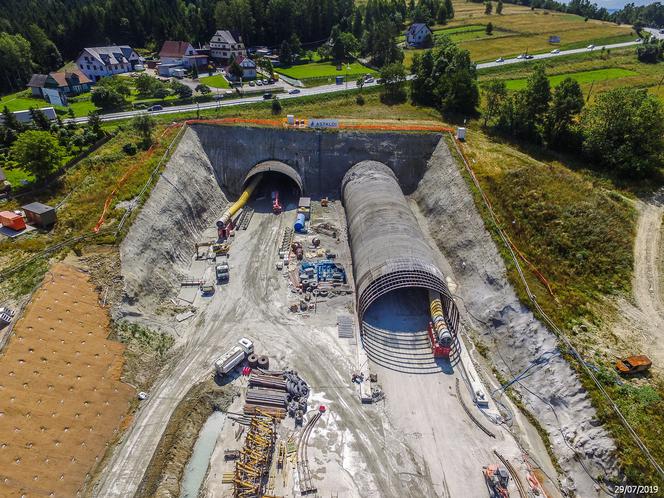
[0, 211, 26, 231]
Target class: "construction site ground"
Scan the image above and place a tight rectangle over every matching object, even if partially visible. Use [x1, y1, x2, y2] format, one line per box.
[94, 188, 559, 498]
[0, 263, 134, 497]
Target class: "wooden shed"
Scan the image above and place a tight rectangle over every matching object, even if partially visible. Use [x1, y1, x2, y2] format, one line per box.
[22, 202, 56, 228]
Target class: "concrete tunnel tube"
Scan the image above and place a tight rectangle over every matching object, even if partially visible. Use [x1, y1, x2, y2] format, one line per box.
[243, 160, 304, 194]
[341, 160, 460, 335]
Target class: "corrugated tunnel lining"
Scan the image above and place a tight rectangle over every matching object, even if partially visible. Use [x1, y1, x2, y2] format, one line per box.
[342, 160, 460, 331]
[243, 160, 303, 192]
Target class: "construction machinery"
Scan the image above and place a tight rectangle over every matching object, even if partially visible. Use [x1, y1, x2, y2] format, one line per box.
[214, 338, 254, 377]
[217, 174, 263, 239]
[483, 464, 510, 498]
[428, 290, 453, 359]
[272, 190, 282, 214]
[616, 355, 652, 375]
[216, 262, 230, 283]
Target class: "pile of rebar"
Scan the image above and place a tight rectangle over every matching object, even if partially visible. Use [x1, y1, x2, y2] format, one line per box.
[249, 374, 287, 390]
[233, 414, 277, 498]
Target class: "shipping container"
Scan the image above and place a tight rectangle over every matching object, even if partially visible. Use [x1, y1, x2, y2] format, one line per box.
[0, 211, 26, 231]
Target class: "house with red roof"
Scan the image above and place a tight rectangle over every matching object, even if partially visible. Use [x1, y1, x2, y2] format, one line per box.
[27, 69, 93, 105]
[159, 41, 208, 68]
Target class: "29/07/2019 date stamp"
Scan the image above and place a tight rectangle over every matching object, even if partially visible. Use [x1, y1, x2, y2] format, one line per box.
[613, 485, 659, 495]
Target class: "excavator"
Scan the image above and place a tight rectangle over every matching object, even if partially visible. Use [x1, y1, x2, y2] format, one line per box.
[483, 464, 510, 497]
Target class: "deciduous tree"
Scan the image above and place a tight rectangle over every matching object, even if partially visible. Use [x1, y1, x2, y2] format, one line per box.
[11, 130, 64, 180]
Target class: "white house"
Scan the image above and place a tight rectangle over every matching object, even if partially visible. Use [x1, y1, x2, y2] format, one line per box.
[406, 23, 433, 47]
[210, 30, 247, 63]
[226, 55, 257, 81]
[158, 41, 208, 68]
[75, 46, 141, 81]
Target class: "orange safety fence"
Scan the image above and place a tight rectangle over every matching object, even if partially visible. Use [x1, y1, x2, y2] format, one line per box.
[453, 134, 556, 299]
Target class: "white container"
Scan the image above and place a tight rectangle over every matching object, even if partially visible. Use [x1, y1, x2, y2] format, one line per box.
[456, 127, 467, 141]
[287, 114, 295, 125]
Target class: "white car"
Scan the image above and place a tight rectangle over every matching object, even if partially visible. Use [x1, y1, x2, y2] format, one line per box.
[516, 54, 525, 59]
[551, 48, 560, 54]
[495, 57, 504, 63]
[587, 44, 595, 50]
[138, 392, 149, 400]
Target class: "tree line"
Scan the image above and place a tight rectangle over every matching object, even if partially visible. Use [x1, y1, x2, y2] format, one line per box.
[481, 66, 664, 177]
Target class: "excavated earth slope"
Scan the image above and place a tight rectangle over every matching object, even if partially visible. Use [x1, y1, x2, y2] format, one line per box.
[412, 139, 617, 495]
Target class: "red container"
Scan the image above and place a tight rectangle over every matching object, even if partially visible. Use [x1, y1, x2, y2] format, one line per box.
[0, 211, 26, 231]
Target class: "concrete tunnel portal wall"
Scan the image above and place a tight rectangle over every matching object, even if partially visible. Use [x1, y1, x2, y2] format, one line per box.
[342, 161, 460, 334]
[243, 160, 304, 194]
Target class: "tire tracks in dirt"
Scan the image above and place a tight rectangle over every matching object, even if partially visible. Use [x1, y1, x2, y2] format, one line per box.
[611, 196, 664, 371]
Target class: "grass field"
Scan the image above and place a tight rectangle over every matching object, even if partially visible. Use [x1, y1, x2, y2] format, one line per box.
[402, 0, 635, 66]
[478, 46, 664, 101]
[501, 67, 638, 90]
[199, 74, 231, 88]
[274, 61, 375, 85]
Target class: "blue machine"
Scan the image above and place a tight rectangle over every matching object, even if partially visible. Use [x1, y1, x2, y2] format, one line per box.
[294, 213, 306, 233]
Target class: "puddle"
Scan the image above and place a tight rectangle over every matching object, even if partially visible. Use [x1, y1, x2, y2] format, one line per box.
[179, 410, 227, 498]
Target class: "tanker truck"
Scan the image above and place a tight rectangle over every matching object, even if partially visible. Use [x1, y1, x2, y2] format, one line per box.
[214, 337, 254, 377]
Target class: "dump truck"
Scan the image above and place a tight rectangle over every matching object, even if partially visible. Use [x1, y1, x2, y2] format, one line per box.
[616, 355, 652, 375]
[214, 337, 254, 377]
[216, 262, 230, 283]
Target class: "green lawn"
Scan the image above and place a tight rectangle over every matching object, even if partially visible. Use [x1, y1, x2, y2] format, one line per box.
[275, 61, 375, 83]
[0, 92, 50, 113]
[199, 74, 231, 88]
[502, 67, 638, 90]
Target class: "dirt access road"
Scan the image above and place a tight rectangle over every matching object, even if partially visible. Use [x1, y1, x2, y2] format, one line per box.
[610, 197, 664, 371]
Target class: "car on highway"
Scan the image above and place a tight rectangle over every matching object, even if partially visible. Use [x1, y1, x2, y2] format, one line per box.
[147, 105, 162, 112]
[551, 48, 560, 54]
[636, 38, 643, 42]
[365, 76, 375, 83]
[525, 54, 534, 59]
[516, 54, 525, 59]
[263, 92, 273, 99]
[495, 57, 504, 63]
[587, 44, 595, 50]
[288, 88, 301, 94]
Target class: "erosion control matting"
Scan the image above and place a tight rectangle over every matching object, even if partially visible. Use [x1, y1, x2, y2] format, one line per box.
[0, 263, 134, 496]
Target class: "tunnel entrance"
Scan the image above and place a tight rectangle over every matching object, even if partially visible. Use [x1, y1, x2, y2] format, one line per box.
[243, 161, 303, 195]
[363, 288, 430, 333]
[243, 161, 303, 213]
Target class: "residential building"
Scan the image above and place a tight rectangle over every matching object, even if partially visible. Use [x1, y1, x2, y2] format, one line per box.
[406, 23, 433, 47]
[158, 41, 208, 68]
[226, 55, 257, 81]
[75, 46, 141, 81]
[209, 30, 246, 63]
[0, 107, 57, 125]
[27, 69, 92, 106]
